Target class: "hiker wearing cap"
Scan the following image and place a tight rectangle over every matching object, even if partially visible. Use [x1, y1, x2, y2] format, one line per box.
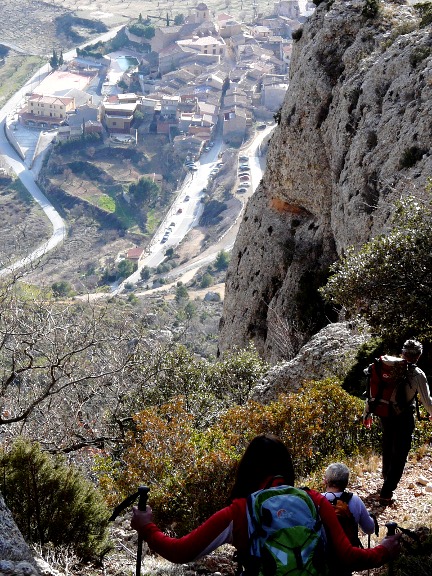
[365, 339, 432, 505]
[131, 434, 400, 575]
[323, 463, 376, 576]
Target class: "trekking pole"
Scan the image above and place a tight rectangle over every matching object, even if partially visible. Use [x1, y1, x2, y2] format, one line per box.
[367, 535, 371, 576]
[108, 485, 150, 576]
[136, 485, 150, 576]
[385, 522, 398, 576]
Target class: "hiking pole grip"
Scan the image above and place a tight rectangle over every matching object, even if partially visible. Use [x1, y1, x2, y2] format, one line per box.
[137, 485, 150, 511]
[385, 522, 398, 536]
[136, 486, 150, 576]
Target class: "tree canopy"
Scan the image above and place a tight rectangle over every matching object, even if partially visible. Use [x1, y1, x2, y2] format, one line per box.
[128, 176, 160, 206]
[321, 192, 432, 342]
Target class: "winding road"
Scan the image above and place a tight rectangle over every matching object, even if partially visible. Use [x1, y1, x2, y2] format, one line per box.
[0, 29, 275, 288]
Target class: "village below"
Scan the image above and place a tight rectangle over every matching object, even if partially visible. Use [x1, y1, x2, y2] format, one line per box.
[0, 0, 313, 301]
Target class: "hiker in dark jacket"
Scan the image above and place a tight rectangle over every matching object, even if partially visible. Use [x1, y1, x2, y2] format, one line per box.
[364, 339, 432, 505]
[131, 434, 400, 574]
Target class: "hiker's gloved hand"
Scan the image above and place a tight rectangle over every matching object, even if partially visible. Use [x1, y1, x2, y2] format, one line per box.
[131, 505, 154, 532]
[379, 533, 402, 558]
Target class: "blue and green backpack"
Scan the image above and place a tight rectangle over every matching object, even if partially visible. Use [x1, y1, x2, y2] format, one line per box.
[244, 485, 329, 576]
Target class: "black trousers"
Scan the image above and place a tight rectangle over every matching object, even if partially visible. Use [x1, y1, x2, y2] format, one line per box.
[379, 408, 415, 497]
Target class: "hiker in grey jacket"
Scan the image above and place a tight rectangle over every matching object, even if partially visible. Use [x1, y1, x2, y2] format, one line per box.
[364, 339, 432, 505]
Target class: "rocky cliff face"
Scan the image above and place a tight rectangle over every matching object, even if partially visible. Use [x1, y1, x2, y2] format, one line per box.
[0, 493, 40, 575]
[219, 0, 432, 362]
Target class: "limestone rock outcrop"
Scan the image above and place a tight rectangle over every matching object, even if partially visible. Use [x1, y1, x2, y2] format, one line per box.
[219, 0, 432, 362]
[251, 321, 370, 403]
[0, 493, 40, 575]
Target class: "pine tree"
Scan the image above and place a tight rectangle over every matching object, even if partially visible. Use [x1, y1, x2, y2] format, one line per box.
[49, 48, 58, 69]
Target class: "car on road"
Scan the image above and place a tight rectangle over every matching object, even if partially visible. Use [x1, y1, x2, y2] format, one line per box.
[204, 146, 211, 152]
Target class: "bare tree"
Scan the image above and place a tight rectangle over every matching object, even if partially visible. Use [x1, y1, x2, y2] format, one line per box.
[0, 271, 158, 454]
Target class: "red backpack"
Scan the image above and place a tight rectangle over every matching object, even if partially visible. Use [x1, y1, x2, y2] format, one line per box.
[366, 357, 413, 417]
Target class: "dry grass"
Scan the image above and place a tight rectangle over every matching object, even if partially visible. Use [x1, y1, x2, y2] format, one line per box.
[0, 178, 51, 265]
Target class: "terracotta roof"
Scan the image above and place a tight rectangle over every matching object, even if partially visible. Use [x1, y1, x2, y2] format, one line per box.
[127, 248, 144, 260]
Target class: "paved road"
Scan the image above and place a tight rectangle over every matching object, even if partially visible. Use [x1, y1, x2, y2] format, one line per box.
[0, 25, 275, 286]
[0, 28, 123, 278]
[117, 124, 275, 295]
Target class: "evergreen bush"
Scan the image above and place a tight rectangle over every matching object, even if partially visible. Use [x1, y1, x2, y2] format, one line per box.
[98, 380, 378, 535]
[0, 439, 111, 561]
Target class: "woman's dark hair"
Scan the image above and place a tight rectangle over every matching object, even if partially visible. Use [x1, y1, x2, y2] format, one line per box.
[229, 434, 295, 501]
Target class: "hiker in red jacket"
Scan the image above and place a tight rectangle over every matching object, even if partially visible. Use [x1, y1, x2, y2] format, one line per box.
[131, 434, 400, 574]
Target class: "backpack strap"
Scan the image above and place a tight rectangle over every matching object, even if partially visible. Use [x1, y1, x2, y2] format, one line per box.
[339, 491, 353, 504]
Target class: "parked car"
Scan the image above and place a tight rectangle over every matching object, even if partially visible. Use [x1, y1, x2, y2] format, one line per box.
[239, 164, 250, 170]
[239, 174, 250, 181]
[170, 222, 176, 227]
[184, 195, 190, 201]
[239, 155, 248, 162]
[240, 181, 251, 187]
[177, 208, 183, 214]
[204, 146, 211, 152]
[257, 124, 266, 130]
[237, 187, 248, 193]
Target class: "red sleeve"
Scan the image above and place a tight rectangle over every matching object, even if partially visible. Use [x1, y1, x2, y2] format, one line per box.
[308, 490, 391, 570]
[140, 499, 247, 563]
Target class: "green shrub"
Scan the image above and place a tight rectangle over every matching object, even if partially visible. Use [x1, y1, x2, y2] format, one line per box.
[362, 0, 380, 18]
[409, 46, 431, 68]
[0, 438, 111, 561]
[399, 146, 427, 168]
[199, 200, 227, 226]
[291, 28, 303, 41]
[390, 526, 432, 575]
[200, 273, 213, 288]
[99, 379, 378, 535]
[414, 2, 432, 27]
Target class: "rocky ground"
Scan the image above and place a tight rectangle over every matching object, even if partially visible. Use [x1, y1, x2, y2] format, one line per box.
[89, 445, 432, 576]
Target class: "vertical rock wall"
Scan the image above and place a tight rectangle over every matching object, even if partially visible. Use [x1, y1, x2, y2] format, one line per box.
[219, 0, 432, 362]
